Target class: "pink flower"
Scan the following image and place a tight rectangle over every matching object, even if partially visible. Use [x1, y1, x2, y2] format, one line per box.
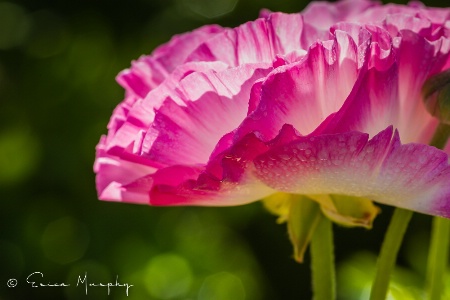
[94, 0, 450, 221]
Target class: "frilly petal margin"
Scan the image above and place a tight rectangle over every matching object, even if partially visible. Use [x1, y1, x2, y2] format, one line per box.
[117, 25, 224, 98]
[105, 61, 230, 159]
[253, 126, 450, 218]
[186, 11, 335, 67]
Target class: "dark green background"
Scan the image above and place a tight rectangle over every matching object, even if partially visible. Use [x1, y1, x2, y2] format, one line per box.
[0, 0, 447, 299]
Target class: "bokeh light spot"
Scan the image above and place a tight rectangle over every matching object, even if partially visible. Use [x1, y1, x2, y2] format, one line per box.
[144, 253, 193, 299]
[41, 216, 89, 264]
[199, 272, 246, 300]
[0, 2, 31, 49]
[0, 127, 41, 186]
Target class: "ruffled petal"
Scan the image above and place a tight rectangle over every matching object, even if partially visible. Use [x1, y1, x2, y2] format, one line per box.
[253, 126, 450, 218]
[105, 61, 229, 159]
[236, 28, 363, 141]
[117, 25, 224, 98]
[322, 27, 448, 144]
[187, 18, 275, 66]
[187, 12, 332, 67]
[140, 63, 272, 166]
[95, 0, 450, 217]
[394, 30, 448, 143]
[264, 12, 330, 55]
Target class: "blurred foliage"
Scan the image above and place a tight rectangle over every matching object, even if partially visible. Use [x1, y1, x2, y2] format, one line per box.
[0, 0, 448, 299]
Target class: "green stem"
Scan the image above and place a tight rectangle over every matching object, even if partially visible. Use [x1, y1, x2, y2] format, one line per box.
[426, 217, 450, 300]
[426, 122, 450, 300]
[310, 215, 335, 300]
[370, 208, 413, 300]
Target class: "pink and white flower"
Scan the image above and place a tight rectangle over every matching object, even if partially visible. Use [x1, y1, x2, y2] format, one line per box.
[94, 0, 450, 220]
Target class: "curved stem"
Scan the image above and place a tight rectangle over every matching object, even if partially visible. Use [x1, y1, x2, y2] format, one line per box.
[370, 208, 413, 300]
[310, 215, 335, 300]
[426, 217, 450, 300]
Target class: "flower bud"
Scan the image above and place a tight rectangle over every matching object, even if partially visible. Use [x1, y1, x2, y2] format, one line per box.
[422, 69, 450, 124]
